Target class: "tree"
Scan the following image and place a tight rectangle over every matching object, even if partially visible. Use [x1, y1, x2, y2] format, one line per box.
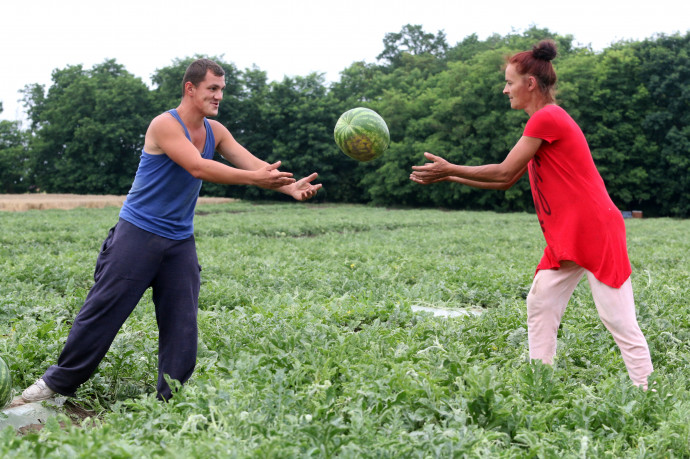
[364, 45, 533, 210]
[331, 61, 386, 105]
[258, 73, 356, 202]
[8, 28, 687, 216]
[0, 116, 30, 193]
[377, 24, 449, 69]
[22, 60, 155, 194]
[635, 33, 690, 216]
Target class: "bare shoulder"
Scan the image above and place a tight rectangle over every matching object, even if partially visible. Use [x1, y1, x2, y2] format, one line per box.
[208, 119, 234, 148]
[149, 112, 180, 132]
[144, 112, 185, 154]
[208, 119, 232, 136]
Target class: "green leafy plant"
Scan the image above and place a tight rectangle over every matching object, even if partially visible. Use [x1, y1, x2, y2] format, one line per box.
[1, 203, 688, 456]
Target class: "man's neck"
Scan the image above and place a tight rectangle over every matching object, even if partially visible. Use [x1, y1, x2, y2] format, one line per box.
[174, 103, 206, 129]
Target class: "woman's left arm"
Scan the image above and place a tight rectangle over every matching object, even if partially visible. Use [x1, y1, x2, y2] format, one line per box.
[410, 136, 543, 189]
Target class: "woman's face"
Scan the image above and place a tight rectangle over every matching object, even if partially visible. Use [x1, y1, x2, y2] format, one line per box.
[503, 64, 532, 110]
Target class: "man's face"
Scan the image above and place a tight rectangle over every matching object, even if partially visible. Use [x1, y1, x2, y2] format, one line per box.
[191, 70, 225, 117]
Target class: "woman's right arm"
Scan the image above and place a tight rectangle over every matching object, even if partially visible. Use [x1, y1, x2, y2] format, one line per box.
[410, 136, 542, 190]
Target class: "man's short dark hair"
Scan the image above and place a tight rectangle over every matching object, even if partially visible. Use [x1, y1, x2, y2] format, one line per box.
[181, 59, 225, 95]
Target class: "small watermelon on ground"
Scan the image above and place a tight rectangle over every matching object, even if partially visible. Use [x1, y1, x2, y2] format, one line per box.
[334, 107, 390, 162]
[0, 356, 11, 408]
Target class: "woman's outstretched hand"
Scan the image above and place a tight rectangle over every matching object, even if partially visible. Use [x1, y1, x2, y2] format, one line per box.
[410, 152, 453, 185]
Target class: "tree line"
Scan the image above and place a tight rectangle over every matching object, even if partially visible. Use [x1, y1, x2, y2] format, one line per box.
[1, 26, 688, 217]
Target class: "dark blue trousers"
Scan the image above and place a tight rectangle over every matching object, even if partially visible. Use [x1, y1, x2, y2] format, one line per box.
[43, 219, 201, 400]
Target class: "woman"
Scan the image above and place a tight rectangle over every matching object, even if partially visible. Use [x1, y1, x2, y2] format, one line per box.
[410, 40, 653, 388]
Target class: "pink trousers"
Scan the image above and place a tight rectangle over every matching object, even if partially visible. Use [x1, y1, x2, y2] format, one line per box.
[526, 261, 653, 388]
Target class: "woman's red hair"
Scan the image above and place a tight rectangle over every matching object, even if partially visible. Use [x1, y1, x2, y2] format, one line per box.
[508, 40, 558, 100]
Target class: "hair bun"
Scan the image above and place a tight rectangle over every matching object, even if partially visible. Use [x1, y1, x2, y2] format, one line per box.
[532, 40, 558, 61]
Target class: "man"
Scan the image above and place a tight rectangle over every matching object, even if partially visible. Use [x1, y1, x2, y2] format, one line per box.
[22, 59, 321, 401]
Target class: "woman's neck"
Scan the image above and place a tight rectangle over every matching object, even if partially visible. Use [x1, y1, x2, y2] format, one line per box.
[525, 98, 555, 117]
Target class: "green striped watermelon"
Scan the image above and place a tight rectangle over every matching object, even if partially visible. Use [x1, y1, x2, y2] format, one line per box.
[0, 356, 11, 408]
[334, 107, 390, 162]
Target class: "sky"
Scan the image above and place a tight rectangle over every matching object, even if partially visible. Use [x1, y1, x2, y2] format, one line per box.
[1, 0, 688, 122]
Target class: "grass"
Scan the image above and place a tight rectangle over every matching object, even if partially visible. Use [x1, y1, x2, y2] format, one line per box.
[1, 202, 689, 457]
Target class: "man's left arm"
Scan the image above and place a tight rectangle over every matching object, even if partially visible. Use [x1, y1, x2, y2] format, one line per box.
[213, 121, 322, 201]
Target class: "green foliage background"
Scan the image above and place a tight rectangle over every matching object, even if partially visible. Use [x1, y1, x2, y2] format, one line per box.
[1, 203, 689, 456]
[1, 26, 689, 216]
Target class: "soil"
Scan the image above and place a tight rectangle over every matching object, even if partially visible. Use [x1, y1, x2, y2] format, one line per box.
[0, 194, 235, 212]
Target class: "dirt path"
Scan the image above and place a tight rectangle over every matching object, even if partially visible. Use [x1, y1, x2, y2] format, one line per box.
[0, 194, 235, 212]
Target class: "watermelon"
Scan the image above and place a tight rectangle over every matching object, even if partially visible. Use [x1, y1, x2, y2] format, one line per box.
[0, 355, 11, 408]
[334, 107, 390, 162]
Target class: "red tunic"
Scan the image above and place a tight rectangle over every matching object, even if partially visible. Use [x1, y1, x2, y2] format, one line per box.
[523, 105, 631, 288]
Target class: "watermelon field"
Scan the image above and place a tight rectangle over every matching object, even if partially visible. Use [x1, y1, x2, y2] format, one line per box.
[1, 202, 689, 457]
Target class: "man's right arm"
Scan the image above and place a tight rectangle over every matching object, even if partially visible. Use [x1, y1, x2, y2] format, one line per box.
[147, 115, 295, 189]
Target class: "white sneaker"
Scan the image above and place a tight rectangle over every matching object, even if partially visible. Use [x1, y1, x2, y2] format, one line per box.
[21, 378, 56, 402]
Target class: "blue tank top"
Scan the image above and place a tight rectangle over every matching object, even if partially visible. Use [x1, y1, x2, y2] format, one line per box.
[119, 109, 215, 240]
